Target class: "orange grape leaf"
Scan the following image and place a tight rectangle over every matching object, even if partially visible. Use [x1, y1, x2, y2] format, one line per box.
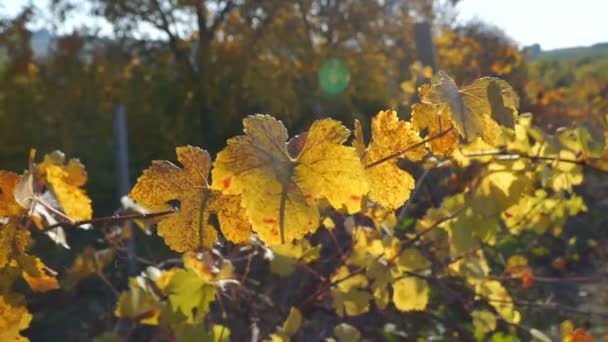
[37, 151, 92, 221]
[421, 72, 519, 144]
[0, 171, 24, 218]
[411, 103, 459, 156]
[129, 146, 220, 252]
[0, 220, 31, 268]
[0, 295, 31, 341]
[20, 256, 59, 292]
[360, 110, 425, 209]
[212, 115, 368, 245]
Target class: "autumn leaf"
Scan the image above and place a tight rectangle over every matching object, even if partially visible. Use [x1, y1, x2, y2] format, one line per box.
[129, 146, 219, 252]
[0, 295, 32, 341]
[0, 220, 31, 268]
[392, 276, 429, 311]
[267, 240, 321, 277]
[37, 151, 92, 221]
[421, 72, 519, 144]
[19, 256, 59, 292]
[115, 277, 162, 325]
[358, 110, 425, 209]
[471, 310, 497, 334]
[210, 194, 251, 244]
[64, 247, 114, 288]
[411, 103, 459, 156]
[212, 115, 368, 244]
[166, 269, 216, 323]
[0, 171, 24, 218]
[330, 266, 372, 317]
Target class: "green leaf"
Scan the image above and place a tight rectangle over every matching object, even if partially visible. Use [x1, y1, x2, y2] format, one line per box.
[166, 270, 215, 323]
[282, 307, 302, 336]
[471, 310, 497, 334]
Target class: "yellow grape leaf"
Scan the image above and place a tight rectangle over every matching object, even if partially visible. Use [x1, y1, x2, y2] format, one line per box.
[21, 257, 59, 292]
[212, 115, 368, 244]
[470, 164, 534, 217]
[115, 277, 161, 325]
[475, 280, 520, 324]
[331, 266, 371, 317]
[211, 194, 251, 244]
[166, 269, 216, 323]
[37, 152, 92, 221]
[360, 110, 425, 209]
[449, 250, 490, 281]
[0, 171, 24, 218]
[549, 150, 583, 191]
[129, 146, 220, 252]
[269, 240, 321, 277]
[392, 276, 429, 311]
[394, 248, 431, 274]
[471, 309, 497, 334]
[183, 252, 215, 282]
[411, 103, 459, 156]
[0, 295, 31, 342]
[282, 307, 302, 336]
[178, 323, 231, 342]
[422, 72, 519, 144]
[0, 220, 31, 268]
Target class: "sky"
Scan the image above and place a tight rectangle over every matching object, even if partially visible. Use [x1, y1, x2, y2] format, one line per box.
[455, 0, 608, 50]
[2, 0, 608, 50]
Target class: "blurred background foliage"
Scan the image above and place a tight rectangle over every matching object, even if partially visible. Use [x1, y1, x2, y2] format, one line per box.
[0, 0, 536, 214]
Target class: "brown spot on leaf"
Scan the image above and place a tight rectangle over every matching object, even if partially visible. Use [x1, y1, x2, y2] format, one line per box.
[222, 177, 232, 189]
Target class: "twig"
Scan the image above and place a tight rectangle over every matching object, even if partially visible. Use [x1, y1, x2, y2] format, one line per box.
[365, 127, 455, 169]
[41, 208, 177, 231]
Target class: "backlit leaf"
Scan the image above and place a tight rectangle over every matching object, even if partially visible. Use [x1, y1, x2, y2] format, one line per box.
[37, 151, 92, 221]
[0, 295, 31, 342]
[392, 276, 429, 311]
[268, 240, 321, 277]
[20, 256, 59, 292]
[411, 103, 459, 156]
[471, 309, 497, 334]
[360, 110, 425, 209]
[115, 277, 161, 325]
[331, 266, 371, 316]
[212, 115, 368, 244]
[129, 146, 219, 252]
[0, 171, 24, 218]
[282, 307, 302, 336]
[166, 269, 215, 323]
[422, 72, 518, 144]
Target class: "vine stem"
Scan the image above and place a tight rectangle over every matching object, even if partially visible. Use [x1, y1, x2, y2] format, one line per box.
[365, 127, 454, 169]
[464, 150, 608, 173]
[41, 208, 177, 231]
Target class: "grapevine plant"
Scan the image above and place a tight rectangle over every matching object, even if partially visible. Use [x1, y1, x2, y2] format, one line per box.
[0, 73, 604, 341]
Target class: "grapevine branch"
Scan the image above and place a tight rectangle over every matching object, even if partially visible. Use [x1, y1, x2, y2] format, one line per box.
[365, 127, 454, 169]
[464, 150, 608, 173]
[41, 208, 177, 231]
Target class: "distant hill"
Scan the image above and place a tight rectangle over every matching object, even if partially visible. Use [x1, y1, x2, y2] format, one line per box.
[526, 42, 608, 61]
